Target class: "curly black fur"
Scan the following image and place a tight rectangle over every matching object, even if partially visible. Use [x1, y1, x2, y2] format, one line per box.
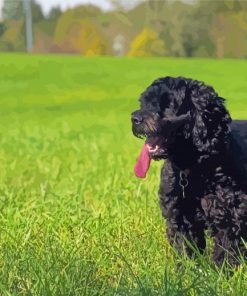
[131, 76, 247, 265]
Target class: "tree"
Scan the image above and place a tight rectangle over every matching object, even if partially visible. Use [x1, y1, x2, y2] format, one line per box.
[0, 20, 25, 51]
[164, 5, 187, 57]
[2, 0, 23, 20]
[31, 1, 44, 23]
[71, 19, 108, 55]
[54, 12, 109, 55]
[33, 31, 59, 53]
[128, 27, 166, 57]
[0, 23, 6, 37]
[211, 11, 247, 58]
[47, 6, 62, 21]
[2, 0, 43, 22]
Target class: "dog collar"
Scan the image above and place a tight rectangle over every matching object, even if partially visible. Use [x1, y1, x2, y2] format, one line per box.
[179, 169, 190, 198]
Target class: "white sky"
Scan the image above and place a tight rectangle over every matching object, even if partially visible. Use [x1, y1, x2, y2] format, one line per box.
[36, 0, 113, 14]
[0, 0, 141, 19]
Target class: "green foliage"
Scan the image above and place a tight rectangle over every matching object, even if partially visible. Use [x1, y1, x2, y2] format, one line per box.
[128, 27, 166, 57]
[54, 9, 109, 55]
[2, 0, 23, 20]
[0, 22, 6, 37]
[211, 11, 247, 58]
[0, 54, 246, 294]
[0, 20, 25, 52]
[47, 6, 62, 21]
[2, 0, 43, 22]
[33, 19, 56, 37]
[31, 0, 44, 23]
[0, 0, 44, 53]
[181, 2, 215, 57]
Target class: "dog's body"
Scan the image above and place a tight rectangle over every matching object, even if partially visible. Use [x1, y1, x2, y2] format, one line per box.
[159, 120, 247, 265]
[131, 77, 247, 265]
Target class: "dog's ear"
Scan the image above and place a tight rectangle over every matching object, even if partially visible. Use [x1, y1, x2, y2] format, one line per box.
[187, 81, 231, 154]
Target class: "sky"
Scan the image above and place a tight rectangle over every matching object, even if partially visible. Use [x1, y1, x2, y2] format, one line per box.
[0, 0, 141, 19]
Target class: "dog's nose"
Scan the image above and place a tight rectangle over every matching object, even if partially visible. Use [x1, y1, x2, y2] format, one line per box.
[131, 113, 143, 125]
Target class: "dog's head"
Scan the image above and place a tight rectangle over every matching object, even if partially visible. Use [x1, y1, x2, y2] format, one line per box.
[131, 77, 231, 177]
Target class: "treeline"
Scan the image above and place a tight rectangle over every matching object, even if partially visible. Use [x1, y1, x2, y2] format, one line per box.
[1, 0, 247, 58]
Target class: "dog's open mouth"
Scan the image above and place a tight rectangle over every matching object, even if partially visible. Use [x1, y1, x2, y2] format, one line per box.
[134, 135, 167, 178]
[146, 136, 166, 157]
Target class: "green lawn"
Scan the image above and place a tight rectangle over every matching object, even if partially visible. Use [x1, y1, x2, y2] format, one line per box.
[0, 54, 247, 295]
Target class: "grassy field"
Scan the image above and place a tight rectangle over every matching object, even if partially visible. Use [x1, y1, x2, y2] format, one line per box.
[0, 54, 247, 295]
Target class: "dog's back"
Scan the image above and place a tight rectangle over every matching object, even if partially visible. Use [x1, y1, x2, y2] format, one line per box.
[229, 120, 247, 190]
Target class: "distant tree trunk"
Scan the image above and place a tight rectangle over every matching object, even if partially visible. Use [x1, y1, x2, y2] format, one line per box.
[23, 0, 33, 53]
[211, 14, 226, 59]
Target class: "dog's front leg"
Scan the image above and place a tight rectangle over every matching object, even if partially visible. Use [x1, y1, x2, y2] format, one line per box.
[165, 218, 206, 257]
[212, 231, 245, 266]
[160, 161, 206, 257]
[159, 162, 186, 254]
[202, 194, 245, 266]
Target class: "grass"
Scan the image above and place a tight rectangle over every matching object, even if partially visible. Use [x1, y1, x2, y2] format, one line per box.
[0, 54, 247, 295]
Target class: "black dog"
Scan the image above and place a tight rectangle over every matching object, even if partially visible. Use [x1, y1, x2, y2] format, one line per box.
[131, 76, 247, 265]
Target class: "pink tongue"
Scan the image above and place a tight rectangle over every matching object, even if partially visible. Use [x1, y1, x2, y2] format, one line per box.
[134, 144, 151, 178]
